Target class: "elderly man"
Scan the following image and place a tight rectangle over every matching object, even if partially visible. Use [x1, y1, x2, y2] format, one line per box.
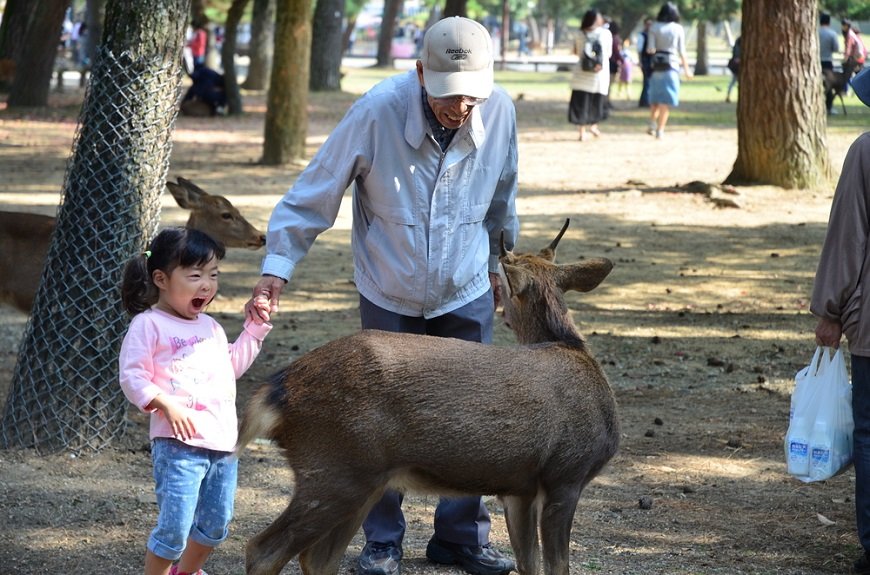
[813, 67, 870, 575]
[246, 16, 519, 575]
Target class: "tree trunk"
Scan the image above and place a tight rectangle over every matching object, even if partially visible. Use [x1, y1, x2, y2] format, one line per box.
[83, 0, 106, 78]
[6, 0, 69, 108]
[310, 0, 345, 91]
[0, 0, 189, 453]
[443, 0, 466, 18]
[241, 0, 275, 90]
[222, 0, 250, 115]
[375, 0, 402, 68]
[0, 0, 34, 64]
[694, 21, 708, 76]
[262, 0, 311, 165]
[725, 0, 830, 188]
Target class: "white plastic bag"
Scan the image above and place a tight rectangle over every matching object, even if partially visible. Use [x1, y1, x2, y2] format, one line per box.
[790, 346, 830, 423]
[785, 347, 853, 482]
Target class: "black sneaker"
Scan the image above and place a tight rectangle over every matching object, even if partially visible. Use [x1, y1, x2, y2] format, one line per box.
[854, 552, 870, 574]
[426, 536, 515, 575]
[358, 542, 402, 575]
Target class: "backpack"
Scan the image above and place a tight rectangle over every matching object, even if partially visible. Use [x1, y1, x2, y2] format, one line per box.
[581, 37, 603, 71]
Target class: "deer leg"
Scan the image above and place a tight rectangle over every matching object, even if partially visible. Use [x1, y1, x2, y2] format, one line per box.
[538, 484, 582, 575]
[502, 494, 540, 575]
[246, 472, 384, 575]
[298, 488, 386, 575]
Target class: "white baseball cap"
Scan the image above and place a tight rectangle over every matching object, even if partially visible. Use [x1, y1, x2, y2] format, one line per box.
[421, 16, 494, 100]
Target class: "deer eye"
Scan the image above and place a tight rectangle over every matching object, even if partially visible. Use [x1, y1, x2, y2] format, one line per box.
[221, 212, 233, 220]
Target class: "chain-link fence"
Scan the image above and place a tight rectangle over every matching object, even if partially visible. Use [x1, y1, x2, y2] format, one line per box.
[0, 47, 183, 454]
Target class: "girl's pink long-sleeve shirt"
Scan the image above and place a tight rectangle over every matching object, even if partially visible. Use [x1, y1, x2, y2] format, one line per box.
[119, 308, 272, 452]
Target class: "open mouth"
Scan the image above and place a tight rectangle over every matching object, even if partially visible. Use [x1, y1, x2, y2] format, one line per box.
[191, 298, 206, 309]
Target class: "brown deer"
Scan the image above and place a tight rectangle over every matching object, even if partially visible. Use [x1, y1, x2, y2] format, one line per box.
[0, 177, 265, 313]
[235, 219, 619, 575]
[824, 60, 862, 115]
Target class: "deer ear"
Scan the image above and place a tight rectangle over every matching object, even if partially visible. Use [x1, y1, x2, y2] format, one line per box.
[556, 258, 613, 293]
[167, 177, 207, 209]
[501, 263, 531, 298]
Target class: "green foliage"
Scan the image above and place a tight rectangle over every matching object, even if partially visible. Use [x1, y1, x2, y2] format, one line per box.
[821, 0, 870, 19]
[679, 0, 741, 23]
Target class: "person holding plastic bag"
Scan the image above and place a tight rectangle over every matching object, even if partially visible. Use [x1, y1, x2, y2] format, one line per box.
[812, 66, 870, 575]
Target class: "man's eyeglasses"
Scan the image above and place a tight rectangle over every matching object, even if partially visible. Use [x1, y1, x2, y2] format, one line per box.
[430, 95, 488, 107]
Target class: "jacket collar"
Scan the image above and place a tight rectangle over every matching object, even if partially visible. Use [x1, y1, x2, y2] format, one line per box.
[403, 70, 486, 150]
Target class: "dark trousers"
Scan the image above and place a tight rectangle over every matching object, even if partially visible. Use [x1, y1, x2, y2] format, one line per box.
[639, 64, 652, 107]
[359, 292, 494, 548]
[853, 355, 870, 552]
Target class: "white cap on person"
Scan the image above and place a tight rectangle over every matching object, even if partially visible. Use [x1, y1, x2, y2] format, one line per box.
[421, 16, 494, 100]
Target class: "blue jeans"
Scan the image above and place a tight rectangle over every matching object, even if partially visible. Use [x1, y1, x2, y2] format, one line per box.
[148, 438, 238, 560]
[853, 355, 870, 553]
[359, 292, 494, 547]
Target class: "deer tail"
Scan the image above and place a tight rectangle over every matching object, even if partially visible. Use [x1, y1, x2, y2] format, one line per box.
[234, 380, 282, 458]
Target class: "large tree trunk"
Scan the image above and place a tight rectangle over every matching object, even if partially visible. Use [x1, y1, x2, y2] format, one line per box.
[1, 0, 189, 453]
[222, 0, 250, 115]
[6, 0, 69, 107]
[0, 0, 34, 63]
[444, 0, 466, 17]
[262, 0, 311, 164]
[375, 0, 402, 68]
[310, 0, 344, 91]
[241, 0, 275, 90]
[694, 21, 708, 76]
[725, 0, 830, 188]
[82, 0, 106, 84]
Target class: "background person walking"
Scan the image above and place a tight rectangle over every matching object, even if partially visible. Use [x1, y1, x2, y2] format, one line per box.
[645, 2, 692, 139]
[568, 9, 612, 141]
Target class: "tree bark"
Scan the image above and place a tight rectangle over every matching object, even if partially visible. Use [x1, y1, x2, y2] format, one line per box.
[262, 0, 311, 164]
[444, 0, 466, 18]
[222, 0, 250, 115]
[1, 0, 189, 453]
[310, 0, 344, 91]
[6, 0, 69, 107]
[241, 0, 275, 90]
[375, 0, 402, 68]
[694, 21, 708, 76]
[725, 0, 831, 188]
[0, 0, 35, 64]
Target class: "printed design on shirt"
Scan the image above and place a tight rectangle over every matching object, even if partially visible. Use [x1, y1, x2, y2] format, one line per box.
[166, 333, 213, 399]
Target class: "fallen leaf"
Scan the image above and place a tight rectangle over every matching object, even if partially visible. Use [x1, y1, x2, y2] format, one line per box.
[817, 513, 836, 526]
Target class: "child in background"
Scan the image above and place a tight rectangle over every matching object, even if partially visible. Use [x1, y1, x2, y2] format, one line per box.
[617, 40, 634, 100]
[119, 227, 271, 575]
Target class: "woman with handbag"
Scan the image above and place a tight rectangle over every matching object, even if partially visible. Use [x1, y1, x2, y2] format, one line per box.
[813, 67, 870, 575]
[568, 9, 612, 141]
[645, 2, 692, 139]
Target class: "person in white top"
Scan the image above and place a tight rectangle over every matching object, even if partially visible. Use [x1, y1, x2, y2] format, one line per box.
[645, 2, 692, 139]
[568, 9, 612, 141]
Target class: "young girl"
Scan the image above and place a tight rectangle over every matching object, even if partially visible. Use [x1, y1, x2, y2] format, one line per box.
[119, 227, 272, 575]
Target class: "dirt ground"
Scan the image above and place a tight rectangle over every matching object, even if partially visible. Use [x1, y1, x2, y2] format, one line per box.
[1, 78, 869, 575]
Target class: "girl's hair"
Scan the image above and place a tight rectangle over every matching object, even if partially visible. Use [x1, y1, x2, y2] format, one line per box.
[121, 227, 226, 316]
[657, 2, 680, 23]
[581, 9, 600, 31]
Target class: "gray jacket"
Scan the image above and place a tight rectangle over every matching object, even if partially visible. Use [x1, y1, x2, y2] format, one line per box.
[812, 132, 870, 355]
[262, 70, 519, 319]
